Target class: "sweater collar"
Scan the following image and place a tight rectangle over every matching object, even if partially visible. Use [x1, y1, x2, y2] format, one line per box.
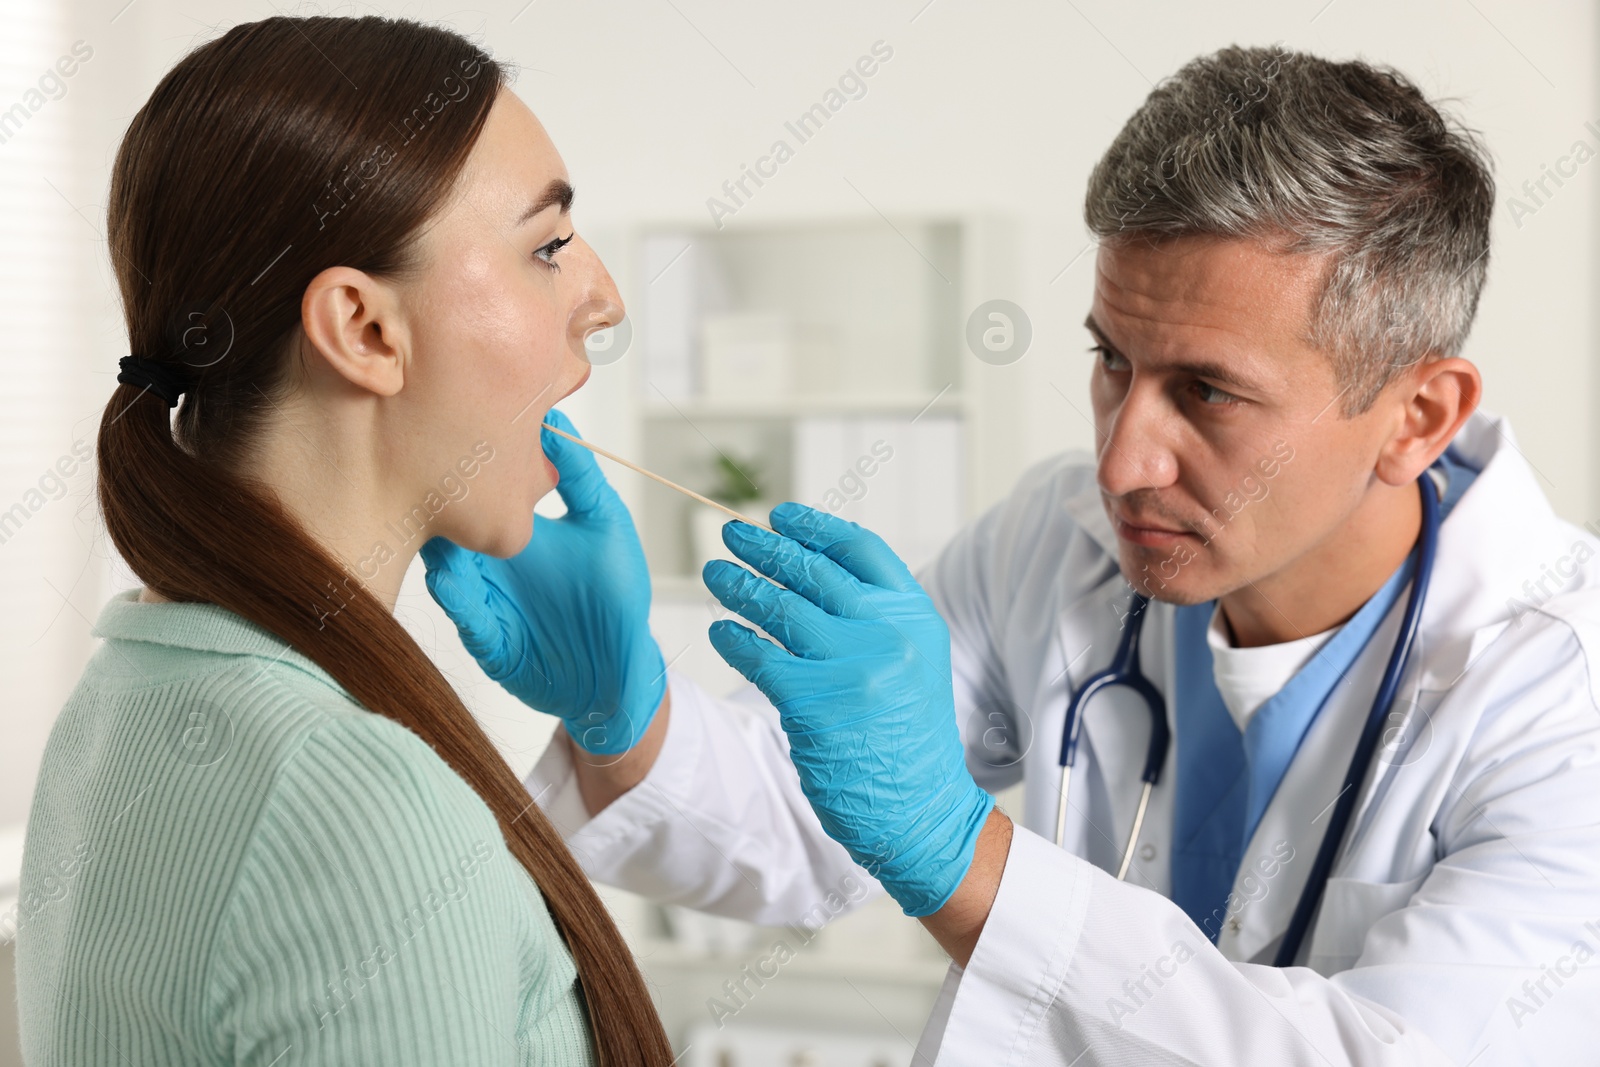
[92, 588, 352, 698]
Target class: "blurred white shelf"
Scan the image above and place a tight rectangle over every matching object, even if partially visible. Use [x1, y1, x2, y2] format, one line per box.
[0, 824, 22, 922]
[643, 390, 966, 421]
[621, 212, 1029, 605]
[631, 935, 950, 988]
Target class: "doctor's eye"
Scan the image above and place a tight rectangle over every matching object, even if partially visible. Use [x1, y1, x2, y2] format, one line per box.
[1191, 379, 1241, 406]
[532, 232, 574, 272]
[1089, 345, 1128, 373]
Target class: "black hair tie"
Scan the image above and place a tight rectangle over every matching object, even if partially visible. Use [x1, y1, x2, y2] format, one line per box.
[117, 355, 192, 409]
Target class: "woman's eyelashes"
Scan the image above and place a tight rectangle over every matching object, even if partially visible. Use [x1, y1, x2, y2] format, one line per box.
[533, 232, 574, 271]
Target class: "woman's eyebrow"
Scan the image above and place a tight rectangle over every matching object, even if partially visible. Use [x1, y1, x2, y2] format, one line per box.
[515, 178, 574, 226]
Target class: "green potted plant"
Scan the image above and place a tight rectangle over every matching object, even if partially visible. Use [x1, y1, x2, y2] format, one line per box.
[690, 450, 778, 568]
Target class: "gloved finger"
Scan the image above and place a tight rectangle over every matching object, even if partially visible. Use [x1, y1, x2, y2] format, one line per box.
[768, 502, 920, 595]
[707, 617, 798, 698]
[719, 520, 871, 620]
[703, 558, 842, 658]
[542, 407, 621, 520]
[419, 536, 510, 667]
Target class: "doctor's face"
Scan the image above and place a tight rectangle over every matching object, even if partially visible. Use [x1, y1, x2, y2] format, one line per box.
[1088, 235, 1399, 606]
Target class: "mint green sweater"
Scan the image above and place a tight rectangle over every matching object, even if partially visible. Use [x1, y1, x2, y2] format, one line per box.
[15, 589, 597, 1066]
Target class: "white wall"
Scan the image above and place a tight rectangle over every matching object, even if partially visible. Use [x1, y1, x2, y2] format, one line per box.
[0, 0, 152, 838]
[486, 0, 1600, 522]
[3, 0, 1596, 854]
[0, 0, 1593, 1058]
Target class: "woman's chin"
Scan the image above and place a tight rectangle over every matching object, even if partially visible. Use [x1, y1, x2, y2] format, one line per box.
[451, 514, 537, 560]
[502, 516, 539, 558]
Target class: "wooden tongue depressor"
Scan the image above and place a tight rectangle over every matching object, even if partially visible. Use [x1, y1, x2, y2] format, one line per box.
[541, 421, 777, 534]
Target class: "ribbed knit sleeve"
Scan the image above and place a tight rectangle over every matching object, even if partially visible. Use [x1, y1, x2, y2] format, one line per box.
[204, 713, 595, 1065]
[18, 592, 599, 1066]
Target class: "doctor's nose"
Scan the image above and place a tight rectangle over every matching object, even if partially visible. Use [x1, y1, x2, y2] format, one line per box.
[1095, 389, 1180, 497]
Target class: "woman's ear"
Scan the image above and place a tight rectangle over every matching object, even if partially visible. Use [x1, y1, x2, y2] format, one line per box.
[300, 265, 411, 398]
[1374, 355, 1483, 486]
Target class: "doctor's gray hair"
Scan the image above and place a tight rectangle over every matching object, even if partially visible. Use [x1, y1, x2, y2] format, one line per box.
[1084, 45, 1494, 416]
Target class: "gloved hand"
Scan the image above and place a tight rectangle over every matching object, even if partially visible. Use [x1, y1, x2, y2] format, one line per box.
[702, 502, 994, 917]
[420, 408, 666, 755]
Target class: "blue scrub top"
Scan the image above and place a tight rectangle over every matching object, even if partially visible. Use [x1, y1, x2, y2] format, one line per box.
[1169, 448, 1477, 941]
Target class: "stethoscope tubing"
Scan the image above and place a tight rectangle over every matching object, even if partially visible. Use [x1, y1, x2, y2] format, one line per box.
[1272, 474, 1440, 966]
[1051, 473, 1441, 968]
[1053, 592, 1165, 859]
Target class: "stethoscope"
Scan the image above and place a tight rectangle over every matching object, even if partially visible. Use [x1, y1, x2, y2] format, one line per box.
[1052, 472, 1441, 966]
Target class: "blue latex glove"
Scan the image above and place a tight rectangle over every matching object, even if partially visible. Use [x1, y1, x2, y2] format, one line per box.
[702, 503, 995, 917]
[419, 408, 666, 755]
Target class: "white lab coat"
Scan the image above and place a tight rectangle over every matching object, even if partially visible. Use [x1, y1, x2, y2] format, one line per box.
[527, 411, 1600, 1066]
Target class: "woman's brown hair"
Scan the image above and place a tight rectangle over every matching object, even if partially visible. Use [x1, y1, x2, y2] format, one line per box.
[96, 15, 672, 1064]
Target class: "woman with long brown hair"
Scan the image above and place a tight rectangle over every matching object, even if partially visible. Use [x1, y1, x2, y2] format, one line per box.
[14, 14, 673, 1065]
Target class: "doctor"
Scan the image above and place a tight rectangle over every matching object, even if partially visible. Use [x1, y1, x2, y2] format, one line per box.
[422, 46, 1600, 1065]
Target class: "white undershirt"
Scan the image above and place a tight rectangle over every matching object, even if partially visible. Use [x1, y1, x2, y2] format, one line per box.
[1206, 604, 1340, 733]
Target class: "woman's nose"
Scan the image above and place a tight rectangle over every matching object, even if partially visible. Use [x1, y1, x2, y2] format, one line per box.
[566, 237, 625, 346]
[569, 297, 622, 345]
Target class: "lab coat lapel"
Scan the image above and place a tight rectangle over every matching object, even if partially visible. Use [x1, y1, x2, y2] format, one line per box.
[1344, 412, 1575, 843]
[1224, 411, 1577, 962]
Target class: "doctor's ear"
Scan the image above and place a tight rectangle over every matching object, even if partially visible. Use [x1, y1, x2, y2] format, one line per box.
[298, 265, 412, 398]
[1373, 355, 1482, 487]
